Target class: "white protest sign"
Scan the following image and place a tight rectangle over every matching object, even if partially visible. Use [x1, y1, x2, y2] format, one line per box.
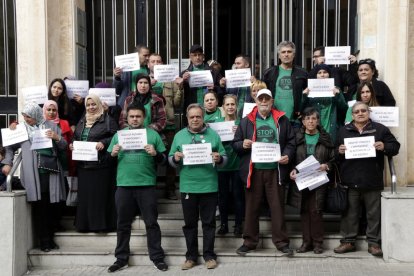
[344, 136, 376, 159]
[30, 129, 53, 150]
[22, 86, 48, 105]
[295, 155, 321, 173]
[324, 46, 351, 65]
[154, 65, 179, 83]
[242, 103, 256, 118]
[188, 71, 213, 88]
[307, 78, 335, 97]
[89, 88, 116, 106]
[1, 124, 29, 146]
[182, 143, 212, 165]
[295, 170, 329, 191]
[348, 100, 356, 107]
[117, 129, 147, 150]
[251, 142, 281, 163]
[65, 80, 89, 99]
[72, 141, 98, 161]
[208, 121, 236, 142]
[170, 58, 191, 70]
[225, 68, 251, 88]
[369, 106, 399, 127]
[114, 53, 140, 72]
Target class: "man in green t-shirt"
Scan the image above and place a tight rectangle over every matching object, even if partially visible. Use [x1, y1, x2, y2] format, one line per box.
[107, 103, 168, 273]
[169, 103, 227, 270]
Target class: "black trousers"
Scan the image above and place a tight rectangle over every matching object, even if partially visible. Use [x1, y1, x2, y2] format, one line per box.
[114, 186, 164, 263]
[218, 171, 245, 226]
[181, 192, 217, 262]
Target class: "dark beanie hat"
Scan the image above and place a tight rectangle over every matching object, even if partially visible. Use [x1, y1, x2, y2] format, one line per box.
[95, 82, 111, 88]
[309, 64, 331, 79]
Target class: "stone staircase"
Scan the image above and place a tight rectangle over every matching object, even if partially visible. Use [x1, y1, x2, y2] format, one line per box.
[28, 188, 375, 268]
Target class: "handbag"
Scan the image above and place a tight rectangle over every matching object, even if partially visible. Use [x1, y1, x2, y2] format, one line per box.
[324, 164, 348, 213]
[66, 176, 78, 207]
[37, 153, 60, 173]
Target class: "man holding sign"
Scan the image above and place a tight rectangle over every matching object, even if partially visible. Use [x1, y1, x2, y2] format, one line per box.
[107, 103, 168, 272]
[233, 89, 295, 256]
[334, 102, 400, 257]
[169, 104, 226, 270]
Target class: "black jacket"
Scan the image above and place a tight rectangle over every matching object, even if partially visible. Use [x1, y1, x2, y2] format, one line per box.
[262, 65, 308, 119]
[336, 120, 400, 190]
[287, 126, 335, 211]
[73, 113, 118, 169]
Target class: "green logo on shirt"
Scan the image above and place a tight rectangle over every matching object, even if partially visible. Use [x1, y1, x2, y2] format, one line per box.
[256, 125, 276, 143]
[278, 76, 292, 90]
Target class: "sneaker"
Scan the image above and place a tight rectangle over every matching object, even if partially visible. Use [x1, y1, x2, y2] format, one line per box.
[181, 259, 196, 270]
[153, 260, 168, 271]
[279, 245, 294, 257]
[334, 242, 356, 254]
[217, 224, 229, 235]
[205, 259, 218, 269]
[233, 225, 243, 237]
[236, 244, 255, 256]
[368, 245, 383, 257]
[108, 261, 128, 273]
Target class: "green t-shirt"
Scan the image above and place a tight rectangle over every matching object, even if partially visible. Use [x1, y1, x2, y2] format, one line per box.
[81, 127, 90, 141]
[152, 81, 164, 96]
[131, 68, 149, 92]
[309, 97, 333, 134]
[204, 109, 222, 123]
[305, 132, 319, 156]
[107, 127, 166, 186]
[254, 114, 279, 169]
[274, 66, 294, 120]
[214, 117, 240, 171]
[143, 101, 152, 127]
[169, 127, 226, 193]
[237, 87, 248, 116]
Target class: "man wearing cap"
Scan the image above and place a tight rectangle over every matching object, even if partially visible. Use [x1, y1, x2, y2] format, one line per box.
[113, 44, 151, 108]
[263, 41, 308, 125]
[233, 88, 295, 256]
[180, 44, 222, 122]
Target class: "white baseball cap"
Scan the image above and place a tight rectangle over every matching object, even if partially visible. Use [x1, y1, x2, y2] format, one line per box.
[256, 88, 273, 98]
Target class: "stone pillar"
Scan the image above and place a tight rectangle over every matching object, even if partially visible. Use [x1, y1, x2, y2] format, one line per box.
[0, 191, 33, 276]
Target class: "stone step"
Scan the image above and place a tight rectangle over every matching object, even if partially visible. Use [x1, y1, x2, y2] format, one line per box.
[28, 246, 375, 268]
[53, 230, 367, 251]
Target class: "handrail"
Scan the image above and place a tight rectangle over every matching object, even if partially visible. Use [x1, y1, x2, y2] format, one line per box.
[388, 156, 397, 194]
[6, 152, 22, 193]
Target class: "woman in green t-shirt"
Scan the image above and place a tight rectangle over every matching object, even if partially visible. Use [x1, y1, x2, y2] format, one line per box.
[203, 91, 222, 123]
[344, 81, 379, 124]
[216, 95, 244, 237]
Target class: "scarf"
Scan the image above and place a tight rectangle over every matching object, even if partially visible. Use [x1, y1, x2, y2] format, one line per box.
[22, 102, 45, 141]
[43, 100, 60, 124]
[84, 94, 104, 128]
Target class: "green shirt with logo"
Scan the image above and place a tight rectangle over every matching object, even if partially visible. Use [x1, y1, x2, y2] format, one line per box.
[204, 108, 222, 123]
[305, 132, 319, 156]
[254, 114, 279, 169]
[107, 127, 166, 186]
[274, 66, 294, 120]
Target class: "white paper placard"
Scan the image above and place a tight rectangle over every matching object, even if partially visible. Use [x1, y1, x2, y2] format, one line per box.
[251, 142, 281, 163]
[114, 53, 140, 72]
[182, 143, 213, 165]
[208, 121, 236, 142]
[117, 129, 147, 150]
[188, 71, 213, 88]
[72, 141, 98, 161]
[348, 100, 356, 107]
[89, 88, 116, 106]
[295, 155, 321, 173]
[65, 80, 89, 99]
[296, 170, 329, 191]
[324, 46, 351, 65]
[22, 86, 48, 105]
[30, 129, 53, 150]
[170, 58, 191, 70]
[154, 65, 179, 83]
[369, 106, 399, 127]
[307, 78, 335, 97]
[1, 124, 29, 146]
[242, 103, 256, 118]
[225, 68, 251, 88]
[344, 136, 376, 159]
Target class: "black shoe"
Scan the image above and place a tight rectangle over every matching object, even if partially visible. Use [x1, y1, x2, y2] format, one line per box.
[217, 224, 229, 235]
[233, 225, 243, 237]
[279, 245, 294, 257]
[153, 260, 168, 271]
[236, 244, 255, 256]
[108, 261, 128, 273]
[166, 190, 178, 200]
[50, 240, 59, 250]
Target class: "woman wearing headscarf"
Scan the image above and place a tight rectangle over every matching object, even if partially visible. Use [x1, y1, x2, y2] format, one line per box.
[70, 94, 118, 232]
[1, 102, 67, 251]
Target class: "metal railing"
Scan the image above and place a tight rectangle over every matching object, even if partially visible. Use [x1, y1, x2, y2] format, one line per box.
[388, 156, 397, 194]
[5, 151, 22, 192]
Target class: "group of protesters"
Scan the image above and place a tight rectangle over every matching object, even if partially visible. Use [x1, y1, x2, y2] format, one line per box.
[0, 40, 400, 273]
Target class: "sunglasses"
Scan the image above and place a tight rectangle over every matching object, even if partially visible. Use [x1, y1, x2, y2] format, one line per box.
[352, 108, 368, 114]
[358, 59, 375, 65]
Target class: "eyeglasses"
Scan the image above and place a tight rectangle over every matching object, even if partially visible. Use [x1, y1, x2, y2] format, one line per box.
[352, 108, 368, 114]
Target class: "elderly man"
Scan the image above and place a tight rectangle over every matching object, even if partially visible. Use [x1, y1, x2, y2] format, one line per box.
[107, 103, 168, 273]
[169, 103, 227, 270]
[233, 89, 296, 256]
[263, 41, 307, 125]
[334, 102, 400, 257]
